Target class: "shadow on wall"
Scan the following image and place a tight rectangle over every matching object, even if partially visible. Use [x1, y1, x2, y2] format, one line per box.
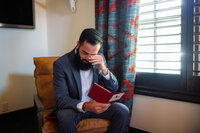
[0, 74, 36, 114]
[35, 0, 47, 10]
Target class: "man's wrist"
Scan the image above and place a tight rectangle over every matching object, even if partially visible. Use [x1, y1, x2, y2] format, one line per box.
[101, 66, 108, 76]
[77, 101, 86, 113]
[83, 102, 88, 111]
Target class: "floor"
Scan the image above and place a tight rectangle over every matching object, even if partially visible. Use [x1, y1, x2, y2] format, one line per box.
[0, 108, 36, 133]
[0, 107, 149, 133]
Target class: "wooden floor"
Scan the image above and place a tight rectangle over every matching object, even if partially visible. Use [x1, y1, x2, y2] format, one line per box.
[0, 108, 37, 133]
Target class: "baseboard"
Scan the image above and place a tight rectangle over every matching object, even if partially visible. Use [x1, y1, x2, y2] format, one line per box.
[129, 126, 150, 133]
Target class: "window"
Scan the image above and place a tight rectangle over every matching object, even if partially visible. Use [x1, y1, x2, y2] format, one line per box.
[193, 1, 200, 76]
[136, 0, 181, 74]
[135, 0, 200, 103]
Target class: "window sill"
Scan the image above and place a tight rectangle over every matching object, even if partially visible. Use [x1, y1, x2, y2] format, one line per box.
[134, 86, 200, 104]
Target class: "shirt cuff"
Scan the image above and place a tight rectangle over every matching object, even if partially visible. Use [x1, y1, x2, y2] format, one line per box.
[102, 70, 110, 80]
[77, 101, 86, 113]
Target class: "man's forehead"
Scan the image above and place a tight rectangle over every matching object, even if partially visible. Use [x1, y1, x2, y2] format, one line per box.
[81, 49, 97, 55]
[80, 42, 100, 54]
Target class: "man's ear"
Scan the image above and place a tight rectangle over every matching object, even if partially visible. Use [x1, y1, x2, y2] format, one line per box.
[77, 41, 80, 49]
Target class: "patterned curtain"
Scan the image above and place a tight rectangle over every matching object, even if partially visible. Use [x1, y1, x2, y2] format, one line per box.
[95, 0, 140, 110]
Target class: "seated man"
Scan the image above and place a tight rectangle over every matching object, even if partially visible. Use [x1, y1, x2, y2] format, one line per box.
[53, 28, 129, 133]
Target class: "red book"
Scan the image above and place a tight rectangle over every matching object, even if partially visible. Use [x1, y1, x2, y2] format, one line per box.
[88, 83, 126, 103]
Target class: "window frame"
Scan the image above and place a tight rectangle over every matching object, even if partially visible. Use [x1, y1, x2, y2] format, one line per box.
[134, 0, 200, 104]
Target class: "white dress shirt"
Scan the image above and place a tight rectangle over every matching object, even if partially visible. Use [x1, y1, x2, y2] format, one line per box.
[77, 68, 110, 113]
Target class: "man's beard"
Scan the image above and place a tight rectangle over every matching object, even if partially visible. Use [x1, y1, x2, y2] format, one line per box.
[74, 49, 93, 70]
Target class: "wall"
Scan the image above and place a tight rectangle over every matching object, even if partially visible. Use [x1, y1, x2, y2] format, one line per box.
[0, 0, 48, 114]
[0, 0, 94, 114]
[46, 0, 95, 56]
[130, 95, 200, 133]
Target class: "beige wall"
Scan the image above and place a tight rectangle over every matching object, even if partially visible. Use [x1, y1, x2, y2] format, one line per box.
[0, 0, 48, 114]
[46, 0, 95, 56]
[0, 0, 94, 114]
[130, 95, 200, 133]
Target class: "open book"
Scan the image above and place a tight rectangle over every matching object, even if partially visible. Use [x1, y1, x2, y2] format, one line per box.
[88, 83, 126, 103]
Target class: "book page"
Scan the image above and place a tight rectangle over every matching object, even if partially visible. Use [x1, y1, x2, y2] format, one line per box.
[108, 92, 125, 102]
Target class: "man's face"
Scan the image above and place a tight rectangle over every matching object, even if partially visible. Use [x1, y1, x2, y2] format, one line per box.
[77, 40, 101, 63]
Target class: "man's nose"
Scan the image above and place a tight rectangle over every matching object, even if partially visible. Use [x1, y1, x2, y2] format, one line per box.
[86, 55, 92, 60]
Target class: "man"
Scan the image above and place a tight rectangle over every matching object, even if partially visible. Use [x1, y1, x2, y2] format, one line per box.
[53, 28, 129, 133]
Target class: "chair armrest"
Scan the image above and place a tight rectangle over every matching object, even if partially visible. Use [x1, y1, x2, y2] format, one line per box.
[34, 94, 44, 133]
[34, 94, 44, 112]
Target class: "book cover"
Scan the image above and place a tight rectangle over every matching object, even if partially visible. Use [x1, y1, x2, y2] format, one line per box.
[88, 83, 126, 103]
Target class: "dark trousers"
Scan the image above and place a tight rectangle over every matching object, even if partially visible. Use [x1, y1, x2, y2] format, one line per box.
[56, 102, 129, 133]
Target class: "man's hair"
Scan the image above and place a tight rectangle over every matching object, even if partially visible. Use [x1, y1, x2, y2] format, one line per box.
[79, 28, 103, 46]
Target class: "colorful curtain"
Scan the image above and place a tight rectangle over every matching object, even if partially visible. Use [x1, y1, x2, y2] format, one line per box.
[95, 0, 140, 111]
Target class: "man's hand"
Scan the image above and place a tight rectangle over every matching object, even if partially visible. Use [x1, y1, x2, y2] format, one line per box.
[83, 100, 110, 114]
[88, 55, 108, 75]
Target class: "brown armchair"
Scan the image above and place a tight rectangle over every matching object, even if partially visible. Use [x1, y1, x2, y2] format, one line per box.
[33, 57, 110, 133]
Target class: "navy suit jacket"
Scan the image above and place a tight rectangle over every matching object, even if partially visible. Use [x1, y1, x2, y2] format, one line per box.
[53, 48, 119, 112]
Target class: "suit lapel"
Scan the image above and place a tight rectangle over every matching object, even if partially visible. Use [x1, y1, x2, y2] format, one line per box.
[93, 66, 99, 84]
[71, 67, 82, 99]
[68, 48, 82, 99]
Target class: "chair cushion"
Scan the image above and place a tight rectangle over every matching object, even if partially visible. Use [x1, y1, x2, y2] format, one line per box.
[42, 117, 110, 133]
[77, 118, 110, 133]
[42, 109, 110, 133]
[42, 121, 58, 133]
[43, 109, 54, 124]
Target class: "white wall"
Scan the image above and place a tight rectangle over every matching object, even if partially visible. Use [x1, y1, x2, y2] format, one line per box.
[0, 0, 94, 114]
[130, 95, 200, 133]
[0, 0, 48, 114]
[46, 0, 95, 56]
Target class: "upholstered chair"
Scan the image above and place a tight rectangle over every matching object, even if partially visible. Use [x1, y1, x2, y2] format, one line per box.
[33, 57, 110, 133]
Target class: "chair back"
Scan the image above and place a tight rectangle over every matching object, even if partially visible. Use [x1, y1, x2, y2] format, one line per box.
[33, 57, 58, 110]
